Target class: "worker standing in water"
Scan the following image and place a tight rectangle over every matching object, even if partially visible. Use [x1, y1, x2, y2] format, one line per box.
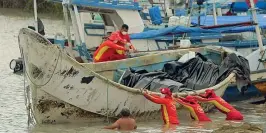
[174, 95, 211, 122]
[194, 89, 243, 120]
[143, 88, 179, 125]
[104, 107, 137, 131]
[93, 24, 137, 63]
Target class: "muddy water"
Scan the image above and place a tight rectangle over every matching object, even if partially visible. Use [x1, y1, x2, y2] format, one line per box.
[0, 8, 265, 133]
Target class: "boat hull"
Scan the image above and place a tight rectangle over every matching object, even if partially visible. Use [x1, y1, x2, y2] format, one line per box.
[253, 71, 266, 95]
[222, 70, 266, 101]
[254, 82, 266, 95]
[19, 28, 234, 124]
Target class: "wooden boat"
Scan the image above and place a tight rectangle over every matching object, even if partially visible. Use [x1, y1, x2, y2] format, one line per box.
[19, 28, 238, 124]
[246, 47, 266, 96]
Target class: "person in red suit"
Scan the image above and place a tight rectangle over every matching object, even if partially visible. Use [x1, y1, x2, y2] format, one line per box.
[194, 89, 243, 120]
[110, 24, 136, 51]
[174, 95, 211, 122]
[143, 88, 179, 125]
[93, 24, 136, 63]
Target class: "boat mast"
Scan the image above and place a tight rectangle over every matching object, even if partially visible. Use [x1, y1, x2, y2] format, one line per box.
[34, 0, 38, 32]
[212, 0, 217, 25]
[62, 1, 72, 50]
[249, 0, 264, 53]
[62, 0, 76, 59]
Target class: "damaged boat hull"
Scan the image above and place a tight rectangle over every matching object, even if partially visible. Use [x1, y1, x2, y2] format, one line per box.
[19, 28, 235, 124]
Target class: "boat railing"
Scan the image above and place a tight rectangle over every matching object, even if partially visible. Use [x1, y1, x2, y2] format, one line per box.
[48, 0, 142, 10]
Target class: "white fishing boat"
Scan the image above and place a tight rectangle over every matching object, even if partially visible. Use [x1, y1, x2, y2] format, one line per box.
[17, 0, 266, 125]
[19, 27, 241, 124]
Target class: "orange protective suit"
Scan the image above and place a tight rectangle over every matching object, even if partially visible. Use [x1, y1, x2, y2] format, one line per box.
[195, 89, 243, 120]
[93, 31, 135, 63]
[110, 30, 136, 50]
[143, 88, 179, 125]
[175, 96, 211, 121]
[93, 40, 126, 62]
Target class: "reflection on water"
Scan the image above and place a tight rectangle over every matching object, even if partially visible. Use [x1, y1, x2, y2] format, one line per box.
[0, 8, 265, 133]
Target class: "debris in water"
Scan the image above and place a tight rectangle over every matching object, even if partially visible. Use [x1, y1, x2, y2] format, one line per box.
[213, 122, 263, 133]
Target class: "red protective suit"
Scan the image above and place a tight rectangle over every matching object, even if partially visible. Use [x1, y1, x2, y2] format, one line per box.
[109, 31, 136, 50]
[175, 96, 211, 121]
[93, 40, 126, 63]
[195, 89, 243, 120]
[143, 88, 179, 125]
[93, 30, 136, 63]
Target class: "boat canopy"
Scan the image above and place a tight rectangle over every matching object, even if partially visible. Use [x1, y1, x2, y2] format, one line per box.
[130, 24, 266, 39]
[47, 0, 142, 10]
[191, 14, 266, 26]
[231, 1, 266, 12]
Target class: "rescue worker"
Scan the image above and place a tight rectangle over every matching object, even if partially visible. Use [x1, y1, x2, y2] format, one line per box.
[93, 24, 136, 63]
[174, 95, 211, 122]
[104, 107, 137, 131]
[194, 89, 243, 120]
[111, 24, 136, 51]
[142, 88, 179, 125]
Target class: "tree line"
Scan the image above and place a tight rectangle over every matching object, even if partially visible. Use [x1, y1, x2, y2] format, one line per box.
[0, 0, 62, 13]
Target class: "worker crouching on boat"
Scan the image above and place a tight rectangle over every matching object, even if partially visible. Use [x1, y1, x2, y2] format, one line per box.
[174, 95, 211, 122]
[194, 89, 243, 120]
[143, 88, 179, 125]
[93, 24, 137, 63]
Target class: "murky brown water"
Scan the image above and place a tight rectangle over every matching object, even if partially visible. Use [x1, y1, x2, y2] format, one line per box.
[0, 8, 265, 133]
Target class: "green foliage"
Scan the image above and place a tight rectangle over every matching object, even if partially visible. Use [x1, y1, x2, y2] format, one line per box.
[0, 0, 62, 15]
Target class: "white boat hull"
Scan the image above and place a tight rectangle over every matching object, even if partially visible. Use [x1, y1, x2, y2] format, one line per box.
[19, 28, 234, 124]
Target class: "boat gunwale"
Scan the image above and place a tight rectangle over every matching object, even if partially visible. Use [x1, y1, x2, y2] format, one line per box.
[19, 28, 236, 98]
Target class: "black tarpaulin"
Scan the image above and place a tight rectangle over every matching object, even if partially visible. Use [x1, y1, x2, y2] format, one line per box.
[120, 53, 251, 93]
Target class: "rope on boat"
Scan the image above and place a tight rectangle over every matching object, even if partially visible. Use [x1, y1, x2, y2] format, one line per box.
[106, 79, 110, 123]
[22, 48, 62, 87]
[23, 58, 31, 127]
[19, 40, 61, 126]
[21, 50, 36, 127]
[257, 49, 266, 70]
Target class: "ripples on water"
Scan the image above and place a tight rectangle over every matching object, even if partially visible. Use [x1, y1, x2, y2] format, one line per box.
[0, 8, 265, 133]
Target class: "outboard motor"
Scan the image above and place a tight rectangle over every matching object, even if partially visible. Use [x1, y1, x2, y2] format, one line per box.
[9, 58, 23, 73]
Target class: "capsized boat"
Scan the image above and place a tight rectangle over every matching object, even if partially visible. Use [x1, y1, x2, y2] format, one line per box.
[19, 28, 251, 124]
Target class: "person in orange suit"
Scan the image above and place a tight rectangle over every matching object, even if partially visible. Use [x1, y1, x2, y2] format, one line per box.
[93, 24, 136, 63]
[194, 89, 243, 120]
[143, 88, 179, 125]
[174, 95, 211, 122]
[110, 24, 136, 51]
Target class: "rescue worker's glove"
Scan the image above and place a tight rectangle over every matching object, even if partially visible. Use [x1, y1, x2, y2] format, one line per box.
[126, 43, 137, 53]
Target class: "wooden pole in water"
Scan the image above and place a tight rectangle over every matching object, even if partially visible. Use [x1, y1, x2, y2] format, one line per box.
[33, 0, 38, 32]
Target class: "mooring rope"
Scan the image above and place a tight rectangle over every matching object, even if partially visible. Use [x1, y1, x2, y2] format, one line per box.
[21, 48, 62, 87]
[106, 79, 110, 123]
[19, 38, 62, 126]
[22, 55, 31, 127]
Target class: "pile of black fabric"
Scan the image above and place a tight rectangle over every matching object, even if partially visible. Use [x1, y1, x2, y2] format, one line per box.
[120, 53, 251, 93]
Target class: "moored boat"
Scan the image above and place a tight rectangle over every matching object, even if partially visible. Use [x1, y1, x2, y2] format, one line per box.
[19, 28, 249, 124]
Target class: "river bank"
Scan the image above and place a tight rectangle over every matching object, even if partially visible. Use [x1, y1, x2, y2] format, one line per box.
[0, 0, 62, 15]
[0, 8, 265, 133]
